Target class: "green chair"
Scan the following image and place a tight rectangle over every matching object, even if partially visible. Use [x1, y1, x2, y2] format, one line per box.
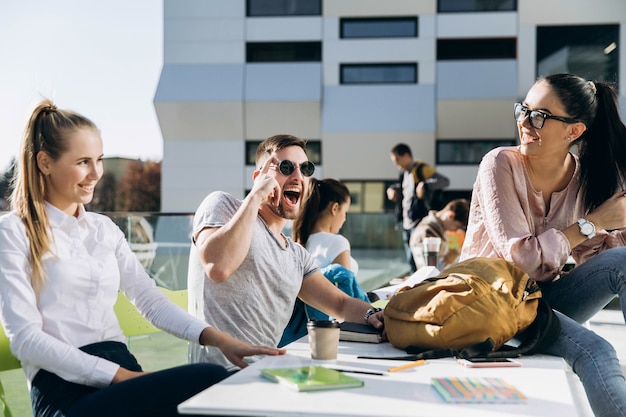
[0, 287, 188, 417]
[1, 324, 20, 417]
[114, 287, 188, 337]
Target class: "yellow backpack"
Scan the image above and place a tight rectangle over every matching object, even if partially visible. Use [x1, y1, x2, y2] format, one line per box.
[383, 257, 559, 358]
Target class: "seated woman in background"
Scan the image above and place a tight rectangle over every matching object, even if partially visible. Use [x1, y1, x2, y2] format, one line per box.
[0, 99, 284, 417]
[409, 198, 469, 270]
[293, 178, 358, 274]
[279, 178, 369, 346]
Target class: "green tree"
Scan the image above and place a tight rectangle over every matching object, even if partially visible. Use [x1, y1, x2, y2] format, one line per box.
[0, 158, 16, 210]
[116, 160, 161, 211]
[88, 172, 118, 212]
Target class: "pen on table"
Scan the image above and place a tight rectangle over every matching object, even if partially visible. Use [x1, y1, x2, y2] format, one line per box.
[387, 359, 426, 373]
[328, 368, 386, 376]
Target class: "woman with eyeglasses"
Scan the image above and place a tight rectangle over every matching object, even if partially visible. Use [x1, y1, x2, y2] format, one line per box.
[0, 99, 285, 417]
[460, 73, 626, 417]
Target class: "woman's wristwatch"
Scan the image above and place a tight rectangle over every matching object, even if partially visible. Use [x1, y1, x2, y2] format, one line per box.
[364, 307, 383, 323]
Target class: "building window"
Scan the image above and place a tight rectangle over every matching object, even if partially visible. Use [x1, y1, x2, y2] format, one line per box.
[246, 42, 322, 62]
[438, 0, 517, 12]
[536, 24, 619, 87]
[340, 63, 417, 84]
[437, 139, 516, 165]
[343, 181, 392, 213]
[245, 140, 322, 166]
[247, 0, 321, 16]
[437, 38, 516, 60]
[340, 17, 418, 39]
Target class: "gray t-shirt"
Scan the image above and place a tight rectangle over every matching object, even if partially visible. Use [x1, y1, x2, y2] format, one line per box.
[187, 191, 318, 368]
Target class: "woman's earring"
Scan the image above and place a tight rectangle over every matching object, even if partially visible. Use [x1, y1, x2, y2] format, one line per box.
[566, 137, 571, 142]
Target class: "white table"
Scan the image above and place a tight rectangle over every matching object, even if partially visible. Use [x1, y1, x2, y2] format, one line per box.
[178, 337, 583, 417]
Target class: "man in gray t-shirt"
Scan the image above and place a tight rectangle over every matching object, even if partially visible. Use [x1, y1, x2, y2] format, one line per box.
[187, 135, 384, 369]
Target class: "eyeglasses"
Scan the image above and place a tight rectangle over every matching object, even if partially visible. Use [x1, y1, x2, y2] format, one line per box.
[514, 103, 579, 130]
[271, 160, 315, 177]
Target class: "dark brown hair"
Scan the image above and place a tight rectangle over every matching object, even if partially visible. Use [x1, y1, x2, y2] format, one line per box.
[292, 178, 351, 246]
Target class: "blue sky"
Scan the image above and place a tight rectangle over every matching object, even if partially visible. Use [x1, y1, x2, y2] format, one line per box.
[0, 0, 163, 172]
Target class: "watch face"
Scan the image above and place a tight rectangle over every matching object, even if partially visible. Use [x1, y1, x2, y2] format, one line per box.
[581, 223, 593, 235]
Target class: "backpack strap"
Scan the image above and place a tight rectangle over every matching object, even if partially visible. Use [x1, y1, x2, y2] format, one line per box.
[481, 298, 561, 358]
[411, 162, 425, 185]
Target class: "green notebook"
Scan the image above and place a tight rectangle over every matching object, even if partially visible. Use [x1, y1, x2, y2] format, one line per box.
[260, 366, 364, 392]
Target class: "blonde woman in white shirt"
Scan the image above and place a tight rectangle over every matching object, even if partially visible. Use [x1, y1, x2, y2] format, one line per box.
[0, 99, 284, 417]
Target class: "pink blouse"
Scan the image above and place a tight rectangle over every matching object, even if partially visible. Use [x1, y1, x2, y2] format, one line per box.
[460, 146, 626, 282]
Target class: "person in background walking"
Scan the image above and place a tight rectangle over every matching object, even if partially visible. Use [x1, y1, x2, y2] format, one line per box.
[387, 143, 449, 273]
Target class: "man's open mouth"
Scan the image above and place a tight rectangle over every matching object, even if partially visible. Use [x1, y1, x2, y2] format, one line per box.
[283, 188, 301, 206]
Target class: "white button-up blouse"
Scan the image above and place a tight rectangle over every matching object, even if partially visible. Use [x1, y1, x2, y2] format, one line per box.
[0, 203, 207, 388]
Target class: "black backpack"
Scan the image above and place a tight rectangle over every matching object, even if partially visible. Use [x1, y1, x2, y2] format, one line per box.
[408, 162, 445, 221]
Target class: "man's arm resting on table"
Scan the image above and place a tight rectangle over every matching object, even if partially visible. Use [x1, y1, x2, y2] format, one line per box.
[298, 271, 384, 329]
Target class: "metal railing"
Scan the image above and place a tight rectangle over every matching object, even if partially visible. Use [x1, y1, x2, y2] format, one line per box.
[103, 212, 405, 291]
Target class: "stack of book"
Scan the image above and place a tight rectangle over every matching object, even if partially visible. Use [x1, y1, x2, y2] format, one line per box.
[339, 322, 384, 343]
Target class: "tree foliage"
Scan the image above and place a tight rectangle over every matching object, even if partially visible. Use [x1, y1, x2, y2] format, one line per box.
[89, 172, 118, 212]
[116, 160, 161, 212]
[0, 158, 16, 210]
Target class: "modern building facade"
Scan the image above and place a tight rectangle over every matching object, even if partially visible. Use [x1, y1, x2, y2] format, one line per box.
[154, 0, 625, 213]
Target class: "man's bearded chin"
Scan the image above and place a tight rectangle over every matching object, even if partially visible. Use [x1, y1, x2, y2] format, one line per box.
[271, 200, 299, 220]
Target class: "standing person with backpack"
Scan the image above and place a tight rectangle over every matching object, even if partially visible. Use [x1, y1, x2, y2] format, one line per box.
[387, 143, 449, 273]
[460, 74, 626, 417]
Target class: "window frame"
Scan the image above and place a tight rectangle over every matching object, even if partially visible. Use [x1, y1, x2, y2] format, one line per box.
[246, 0, 321, 17]
[437, 0, 517, 13]
[437, 38, 517, 60]
[246, 42, 322, 63]
[436, 139, 517, 165]
[340, 63, 418, 85]
[340, 16, 418, 39]
[536, 24, 619, 87]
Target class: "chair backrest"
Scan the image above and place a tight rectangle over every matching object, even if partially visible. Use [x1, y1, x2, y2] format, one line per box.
[0, 287, 188, 417]
[1, 323, 20, 417]
[113, 288, 188, 337]
[0, 324, 20, 373]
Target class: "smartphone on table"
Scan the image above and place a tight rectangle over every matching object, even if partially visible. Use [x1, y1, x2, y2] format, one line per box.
[456, 357, 522, 368]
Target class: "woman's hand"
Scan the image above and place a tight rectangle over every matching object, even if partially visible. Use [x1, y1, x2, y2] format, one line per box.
[200, 327, 286, 369]
[111, 367, 149, 383]
[589, 190, 626, 231]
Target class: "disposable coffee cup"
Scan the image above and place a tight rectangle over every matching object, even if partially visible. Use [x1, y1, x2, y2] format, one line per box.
[422, 237, 442, 267]
[307, 320, 340, 360]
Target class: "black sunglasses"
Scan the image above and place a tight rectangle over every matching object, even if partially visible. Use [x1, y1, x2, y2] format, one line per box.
[514, 103, 579, 130]
[271, 160, 315, 177]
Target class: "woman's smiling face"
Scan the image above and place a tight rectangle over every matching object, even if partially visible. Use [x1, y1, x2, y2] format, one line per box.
[39, 127, 104, 216]
[518, 80, 577, 157]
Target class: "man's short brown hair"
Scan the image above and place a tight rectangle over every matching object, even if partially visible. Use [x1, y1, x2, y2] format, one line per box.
[256, 134, 307, 167]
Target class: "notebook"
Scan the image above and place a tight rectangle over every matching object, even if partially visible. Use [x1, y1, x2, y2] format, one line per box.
[339, 322, 384, 343]
[431, 377, 526, 403]
[260, 366, 364, 392]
